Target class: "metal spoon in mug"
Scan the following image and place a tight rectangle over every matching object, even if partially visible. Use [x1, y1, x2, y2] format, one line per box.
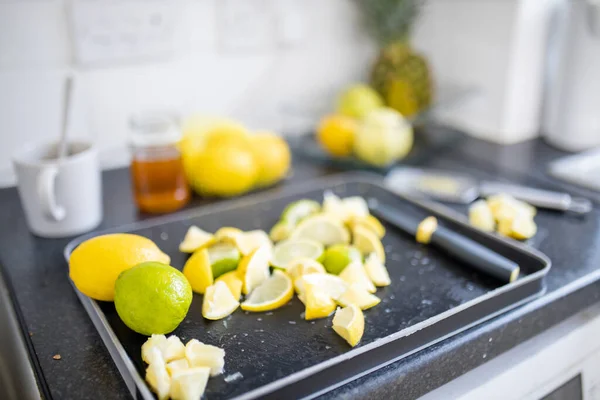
[57, 75, 72, 161]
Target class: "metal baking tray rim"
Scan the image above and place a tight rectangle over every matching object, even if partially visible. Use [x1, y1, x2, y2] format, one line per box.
[64, 172, 551, 400]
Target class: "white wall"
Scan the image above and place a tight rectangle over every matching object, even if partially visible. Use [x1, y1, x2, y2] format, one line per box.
[0, 0, 377, 186]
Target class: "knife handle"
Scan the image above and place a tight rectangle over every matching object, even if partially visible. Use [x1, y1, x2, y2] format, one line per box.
[430, 226, 520, 283]
[479, 181, 592, 214]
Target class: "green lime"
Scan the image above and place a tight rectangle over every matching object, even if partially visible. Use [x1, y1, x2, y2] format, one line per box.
[208, 243, 241, 278]
[280, 199, 321, 225]
[271, 239, 325, 269]
[322, 245, 362, 275]
[114, 262, 192, 335]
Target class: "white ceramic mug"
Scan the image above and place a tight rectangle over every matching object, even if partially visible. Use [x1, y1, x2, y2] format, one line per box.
[13, 140, 102, 238]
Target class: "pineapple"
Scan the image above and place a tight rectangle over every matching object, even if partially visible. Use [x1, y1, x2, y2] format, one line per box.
[355, 0, 434, 118]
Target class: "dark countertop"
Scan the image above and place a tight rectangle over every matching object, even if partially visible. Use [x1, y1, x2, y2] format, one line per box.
[1, 131, 599, 400]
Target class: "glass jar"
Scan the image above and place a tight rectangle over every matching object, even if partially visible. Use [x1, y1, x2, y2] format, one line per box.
[129, 112, 190, 213]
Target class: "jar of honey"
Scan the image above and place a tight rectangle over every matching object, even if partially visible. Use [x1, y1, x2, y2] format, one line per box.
[129, 112, 190, 213]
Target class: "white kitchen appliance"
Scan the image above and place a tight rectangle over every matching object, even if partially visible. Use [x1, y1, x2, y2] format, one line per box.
[543, 0, 600, 151]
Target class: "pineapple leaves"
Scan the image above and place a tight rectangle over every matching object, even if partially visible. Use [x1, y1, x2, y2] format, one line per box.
[354, 0, 424, 46]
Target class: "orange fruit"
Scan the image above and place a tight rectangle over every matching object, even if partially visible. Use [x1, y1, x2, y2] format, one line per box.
[316, 115, 357, 157]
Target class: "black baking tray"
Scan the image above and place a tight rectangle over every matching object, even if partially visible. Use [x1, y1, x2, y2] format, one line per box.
[64, 172, 550, 400]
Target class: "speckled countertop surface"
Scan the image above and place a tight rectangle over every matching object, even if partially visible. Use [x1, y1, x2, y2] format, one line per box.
[1, 131, 599, 400]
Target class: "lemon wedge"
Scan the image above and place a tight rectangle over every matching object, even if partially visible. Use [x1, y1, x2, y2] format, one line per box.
[363, 253, 391, 287]
[214, 227, 243, 244]
[286, 258, 326, 281]
[468, 200, 495, 232]
[342, 196, 370, 220]
[239, 245, 272, 295]
[235, 230, 273, 256]
[170, 367, 210, 400]
[166, 359, 189, 377]
[290, 214, 350, 246]
[163, 336, 186, 362]
[332, 304, 364, 347]
[511, 215, 537, 240]
[185, 339, 225, 376]
[304, 282, 337, 320]
[339, 260, 376, 294]
[202, 281, 240, 320]
[146, 357, 171, 400]
[295, 273, 348, 303]
[336, 283, 381, 310]
[182, 248, 213, 294]
[352, 225, 385, 262]
[241, 270, 293, 312]
[322, 190, 346, 221]
[179, 226, 215, 253]
[271, 238, 324, 269]
[347, 215, 386, 239]
[269, 220, 294, 242]
[214, 271, 243, 300]
[142, 334, 167, 364]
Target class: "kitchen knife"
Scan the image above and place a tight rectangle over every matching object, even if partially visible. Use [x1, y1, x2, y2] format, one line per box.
[385, 167, 592, 214]
[369, 200, 520, 283]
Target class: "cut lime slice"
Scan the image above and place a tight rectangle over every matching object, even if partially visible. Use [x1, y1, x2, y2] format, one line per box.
[207, 243, 240, 278]
[271, 239, 324, 269]
[290, 214, 350, 246]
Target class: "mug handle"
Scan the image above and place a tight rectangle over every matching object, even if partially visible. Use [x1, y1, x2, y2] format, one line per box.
[37, 165, 66, 221]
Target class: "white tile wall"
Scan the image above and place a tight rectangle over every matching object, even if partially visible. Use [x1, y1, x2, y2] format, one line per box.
[0, 0, 377, 186]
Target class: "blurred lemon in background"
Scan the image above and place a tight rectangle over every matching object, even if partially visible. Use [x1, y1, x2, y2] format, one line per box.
[316, 115, 357, 157]
[353, 107, 413, 166]
[186, 143, 258, 197]
[69, 233, 170, 301]
[337, 84, 384, 119]
[249, 132, 291, 187]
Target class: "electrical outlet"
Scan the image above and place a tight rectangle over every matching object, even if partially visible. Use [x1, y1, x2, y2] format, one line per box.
[69, 0, 179, 66]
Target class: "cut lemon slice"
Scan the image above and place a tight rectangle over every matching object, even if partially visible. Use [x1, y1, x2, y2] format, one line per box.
[511, 215, 537, 240]
[339, 260, 376, 294]
[271, 238, 324, 269]
[214, 227, 243, 244]
[295, 273, 348, 301]
[332, 304, 364, 347]
[322, 190, 346, 221]
[347, 215, 386, 239]
[146, 357, 171, 400]
[342, 196, 369, 220]
[269, 220, 294, 242]
[286, 258, 326, 281]
[169, 367, 210, 400]
[304, 282, 336, 320]
[235, 230, 273, 256]
[241, 270, 293, 312]
[163, 336, 186, 362]
[207, 242, 241, 278]
[142, 334, 167, 364]
[280, 199, 321, 225]
[182, 248, 213, 294]
[239, 245, 272, 295]
[185, 339, 225, 377]
[202, 281, 240, 320]
[469, 200, 495, 232]
[336, 283, 381, 310]
[290, 214, 350, 246]
[352, 225, 385, 262]
[179, 226, 215, 253]
[166, 358, 189, 377]
[214, 270, 243, 300]
[363, 253, 391, 287]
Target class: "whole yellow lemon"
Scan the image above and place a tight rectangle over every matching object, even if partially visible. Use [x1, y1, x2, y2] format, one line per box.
[187, 143, 258, 197]
[316, 115, 357, 157]
[69, 234, 171, 302]
[249, 132, 291, 187]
